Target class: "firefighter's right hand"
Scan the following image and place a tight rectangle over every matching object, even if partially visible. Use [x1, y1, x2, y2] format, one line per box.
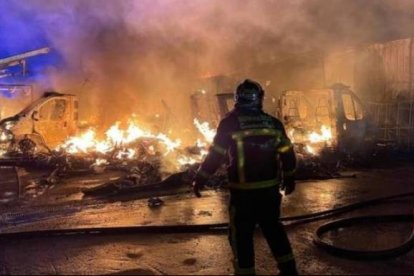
[281, 177, 295, 195]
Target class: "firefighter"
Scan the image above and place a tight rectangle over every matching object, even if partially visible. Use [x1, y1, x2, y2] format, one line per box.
[193, 79, 298, 275]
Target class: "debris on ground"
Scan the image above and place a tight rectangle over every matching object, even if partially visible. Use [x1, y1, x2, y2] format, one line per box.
[294, 144, 356, 180]
[198, 210, 213, 216]
[147, 197, 164, 208]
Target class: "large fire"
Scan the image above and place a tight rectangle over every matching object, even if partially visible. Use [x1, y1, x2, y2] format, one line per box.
[56, 116, 217, 170]
[0, 113, 333, 165]
[59, 119, 182, 157]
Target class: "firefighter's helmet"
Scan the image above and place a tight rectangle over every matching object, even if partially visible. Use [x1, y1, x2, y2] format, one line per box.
[235, 79, 264, 108]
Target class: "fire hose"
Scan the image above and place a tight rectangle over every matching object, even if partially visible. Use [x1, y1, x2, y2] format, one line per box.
[0, 192, 413, 261]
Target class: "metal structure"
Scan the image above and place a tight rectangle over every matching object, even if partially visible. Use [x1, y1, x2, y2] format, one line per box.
[324, 37, 414, 149]
[368, 101, 414, 148]
[365, 38, 414, 148]
[0, 47, 50, 77]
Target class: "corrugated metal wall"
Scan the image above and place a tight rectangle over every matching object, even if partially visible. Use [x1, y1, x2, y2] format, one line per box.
[369, 38, 413, 99]
[324, 38, 414, 148]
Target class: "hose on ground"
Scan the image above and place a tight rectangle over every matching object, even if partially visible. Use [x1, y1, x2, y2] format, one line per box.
[313, 214, 414, 260]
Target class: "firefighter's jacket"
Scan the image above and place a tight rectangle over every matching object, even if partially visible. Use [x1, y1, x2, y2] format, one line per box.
[196, 108, 296, 190]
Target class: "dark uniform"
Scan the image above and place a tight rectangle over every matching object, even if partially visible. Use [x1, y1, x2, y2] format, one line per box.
[194, 80, 298, 275]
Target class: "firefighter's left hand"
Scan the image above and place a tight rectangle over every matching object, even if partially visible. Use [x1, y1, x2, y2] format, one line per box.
[192, 180, 204, 198]
[192, 175, 207, 198]
[282, 177, 295, 195]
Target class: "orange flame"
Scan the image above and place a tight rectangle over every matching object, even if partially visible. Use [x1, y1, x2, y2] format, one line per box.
[59, 117, 182, 156]
[193, 118, 216, 143]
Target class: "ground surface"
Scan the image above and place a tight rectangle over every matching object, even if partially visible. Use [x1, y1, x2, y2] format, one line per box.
[0, 163, 414, 275]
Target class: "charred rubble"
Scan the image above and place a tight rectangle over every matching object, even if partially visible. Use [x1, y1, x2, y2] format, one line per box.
[0, 140, 360, 204]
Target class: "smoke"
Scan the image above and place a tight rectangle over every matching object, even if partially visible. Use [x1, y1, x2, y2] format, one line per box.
[2, 0, 414, 138]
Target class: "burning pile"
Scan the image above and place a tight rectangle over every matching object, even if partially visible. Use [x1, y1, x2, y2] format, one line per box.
[50, 116, 214, 177]
[59, 119, 180, 158]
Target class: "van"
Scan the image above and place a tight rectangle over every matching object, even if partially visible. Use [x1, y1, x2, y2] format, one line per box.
[0, 92, 78, 154]
[277, 83, 373, 153]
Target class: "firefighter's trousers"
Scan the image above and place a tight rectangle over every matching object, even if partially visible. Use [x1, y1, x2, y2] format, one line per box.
[229, 186, 298, 275]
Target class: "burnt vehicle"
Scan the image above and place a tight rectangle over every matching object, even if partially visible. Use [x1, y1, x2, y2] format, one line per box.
[277, 83, 374, 154]
[191, 80, 373, 155]
[0, 92, 79, 155]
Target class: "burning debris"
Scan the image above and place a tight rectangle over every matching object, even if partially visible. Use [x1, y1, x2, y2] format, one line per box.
[76, 118, 218, 198]
[193, 118, 216, 143]
[57, 118, 181, 159]
[0, 115, 214, 201]
[0, 112, 200, 205]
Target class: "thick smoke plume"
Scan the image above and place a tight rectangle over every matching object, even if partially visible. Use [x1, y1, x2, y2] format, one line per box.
[2, 0, 414, 140]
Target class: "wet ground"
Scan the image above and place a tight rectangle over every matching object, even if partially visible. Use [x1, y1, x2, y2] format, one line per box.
[0, 163, 414, 275]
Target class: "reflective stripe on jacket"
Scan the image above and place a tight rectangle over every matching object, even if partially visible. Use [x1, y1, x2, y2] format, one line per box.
[196, 108, 296, 190]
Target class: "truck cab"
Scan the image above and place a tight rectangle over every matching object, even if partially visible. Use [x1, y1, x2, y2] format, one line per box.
[0, 92, 78, 154]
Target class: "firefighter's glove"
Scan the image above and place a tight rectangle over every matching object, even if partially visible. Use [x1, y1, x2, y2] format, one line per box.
[281, 176, 295, 195]
[192, 174, 208, 198]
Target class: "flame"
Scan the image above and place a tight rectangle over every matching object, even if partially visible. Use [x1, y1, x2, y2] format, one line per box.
[56, 118, 335, 168]
[147, 145, 156, 155]
[287, 129, 296, 144]
[106, 123, 124, 145]
[308, 125, 332, 144]
[287, 124, 334, 156]
[303, 125, 333, 155]
[96, 141, 112, 154]
[305, 145, 317, 155]
[61, 129, 99, 154]
[58, 117, 182, 158]
[116, 148, 136, 160]
[94, 158, 109, 166]
[0, 132, 8, 142]
[177, 155, 199, 166]
[155, 133, 181, 154]
[55, 115, 205, 170]
[194, 118, 216, 143]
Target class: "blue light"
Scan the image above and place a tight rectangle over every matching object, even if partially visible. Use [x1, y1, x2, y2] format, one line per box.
[0, 0, 63, 85]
